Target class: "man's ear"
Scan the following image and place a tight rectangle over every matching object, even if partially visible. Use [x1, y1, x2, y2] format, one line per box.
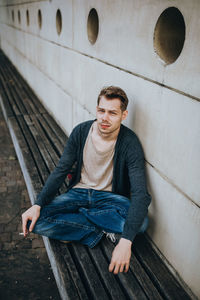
[122, 110, 128, 121]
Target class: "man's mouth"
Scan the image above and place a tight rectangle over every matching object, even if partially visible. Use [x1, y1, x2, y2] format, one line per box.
[101, 123, 110, 128]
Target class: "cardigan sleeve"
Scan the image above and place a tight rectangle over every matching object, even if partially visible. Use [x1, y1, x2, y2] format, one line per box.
[121, 137, 151, 241]
[35, 126, 79, 207]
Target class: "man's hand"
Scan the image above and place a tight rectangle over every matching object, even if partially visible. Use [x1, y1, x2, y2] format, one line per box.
[22, 204, 41, 237]
[109, 238, 132, 274]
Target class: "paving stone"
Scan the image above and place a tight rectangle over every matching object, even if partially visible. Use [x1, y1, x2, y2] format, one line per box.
[1, 232, 12, 242]
[4, 223, 18, 233]
[0, 223, 5, 233]
[32, 238, 45, 249]
[3, 241, 17, 250]
[0, 107, 60, 300]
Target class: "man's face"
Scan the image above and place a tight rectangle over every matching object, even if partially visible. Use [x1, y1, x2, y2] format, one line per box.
[96, 96, 128, 136]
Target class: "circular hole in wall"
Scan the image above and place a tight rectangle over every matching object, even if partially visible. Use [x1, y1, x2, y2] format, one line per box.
[18, 10, 21, 24]
[12, 10, 14, 22]
[153, 7, 186, 64]
[87, 8, 99, 44]
[26, 10, 30, 26]
[38, 9, 42, 29]
[56, 9, 62, 35]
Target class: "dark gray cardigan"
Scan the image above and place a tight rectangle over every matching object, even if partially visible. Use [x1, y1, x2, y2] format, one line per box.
[35, 120, 151, 242]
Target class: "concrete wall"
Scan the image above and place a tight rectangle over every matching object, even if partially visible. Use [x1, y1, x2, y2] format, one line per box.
[0, 0, 199, 297]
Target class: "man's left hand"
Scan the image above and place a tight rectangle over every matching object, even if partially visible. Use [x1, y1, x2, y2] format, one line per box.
[109, 238, 132, 274]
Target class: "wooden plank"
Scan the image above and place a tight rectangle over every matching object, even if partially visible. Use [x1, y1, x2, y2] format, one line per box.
[70, 243, 110, 300]
[8, 80, 28, 116]
[0, 63, 27, 115]
[0, 67, 21, 116]
[36, 114, 65, 154]
[0, 88, 14, 118]
[101, 238, 148, 300]
[5, 64, 38, 116]
[24, 114, 56, 173]
[1, 53, 45, 114]
[42, 113, 67, 147]
[25, 114, 68, 194]
[31, 114, 69, 191]
[3, 64, 36, 116]
[11, 65, 46, 114]
[8, 116, 43, 197]
[50, 240, 85, 300]
[0, 64, 14, 118]
[87, 245, 127, 299]
[129, 247, 163, 299]
[133, 235, 192, 300]
[18, 115, 67, 199]
[59, 243, 90, 300]
[16, 115, 50, 185]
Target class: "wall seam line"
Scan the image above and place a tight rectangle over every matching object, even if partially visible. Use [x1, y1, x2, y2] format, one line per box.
[146, 160, 200, 209]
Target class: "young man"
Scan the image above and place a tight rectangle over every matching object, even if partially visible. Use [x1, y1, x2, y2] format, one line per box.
[22, 86, 151, 274]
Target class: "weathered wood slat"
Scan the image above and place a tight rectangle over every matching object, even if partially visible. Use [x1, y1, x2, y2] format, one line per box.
[101, 238, 148, 300]
[0, 67, 21, 116]
[101, 237, 163, 299]
[5, 61, 45, 117]
[25, 114, 68, 194]
[51, 241, 87, 300]
[16, 115, 50, 185]
[0, 86, 14, 118]
[7, 116, 43, 196]
[37, 113, 65, 154]
[5, 58, 46, 114]
[23, 114, 56, 173]
[42, 112, 67, 147]
[129, 248, 163, 300]
[3, 67, 28, 115]
[59, 243, 90, 300]
[133, 235, 191, 300]
[70, 243, 110, 300]
[87, 242, 127, 299]
[0, 62, 28, 115]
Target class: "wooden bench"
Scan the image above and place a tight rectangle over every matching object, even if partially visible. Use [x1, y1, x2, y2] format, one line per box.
[0, 49, 192, 300]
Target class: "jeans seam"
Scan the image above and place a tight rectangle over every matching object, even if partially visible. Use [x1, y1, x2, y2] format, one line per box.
[87, 207, 127, 217]
[89, 231, 104, 248]
[42, 203, 88, 215]
[45, 217, 95, 230]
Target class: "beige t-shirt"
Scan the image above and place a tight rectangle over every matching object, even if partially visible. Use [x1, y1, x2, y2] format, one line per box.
[74, 123, 116, 191]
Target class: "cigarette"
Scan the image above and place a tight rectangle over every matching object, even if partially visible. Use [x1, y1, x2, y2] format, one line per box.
[19, 232, 24, 235]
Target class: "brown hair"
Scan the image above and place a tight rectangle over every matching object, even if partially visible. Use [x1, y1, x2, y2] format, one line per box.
[97, 86, 129, 111]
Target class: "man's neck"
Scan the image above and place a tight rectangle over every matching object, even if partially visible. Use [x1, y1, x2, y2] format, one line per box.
[94, 121, 120, 142]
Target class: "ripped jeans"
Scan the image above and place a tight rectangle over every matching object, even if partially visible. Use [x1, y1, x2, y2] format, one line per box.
[29, 188, 148, 248]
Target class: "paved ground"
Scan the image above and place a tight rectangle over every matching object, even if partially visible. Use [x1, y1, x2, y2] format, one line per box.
[0, 107, 61, 300]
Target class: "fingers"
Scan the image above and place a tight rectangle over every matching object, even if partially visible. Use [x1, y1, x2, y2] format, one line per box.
[124, 262, 129, 273]
[29, 217, 37, 232]
[109, 261, 115, 273]
[109, 261, 130, 274]
[109, 261, 120, 274]
[119, 264, 125, 273]
[22, 214, 27, 236]
[21, 205, 41, 237]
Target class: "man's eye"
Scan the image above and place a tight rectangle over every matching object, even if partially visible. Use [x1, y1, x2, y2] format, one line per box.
[110, 112, 116, 115]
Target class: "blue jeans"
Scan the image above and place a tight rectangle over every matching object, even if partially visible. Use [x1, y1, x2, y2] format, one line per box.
[30, 188, 148, 248]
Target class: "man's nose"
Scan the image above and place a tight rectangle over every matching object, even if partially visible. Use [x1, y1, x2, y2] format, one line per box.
[102, 112, 109, 121]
